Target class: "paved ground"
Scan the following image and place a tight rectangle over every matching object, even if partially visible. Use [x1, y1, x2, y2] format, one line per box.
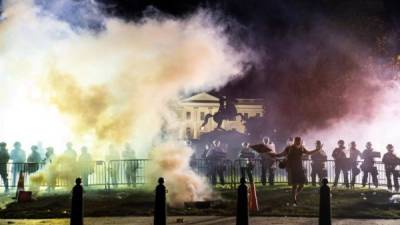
[1, 217, 400, 225]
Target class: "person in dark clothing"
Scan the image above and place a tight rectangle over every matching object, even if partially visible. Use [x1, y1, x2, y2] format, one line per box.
[260, 137, 276, 186]
[27, 145, 42, 174]
[349, 141, 362, 188]
[206, 140, 226, 186]
[44, 147, 55, 164]
[70, 177, 83, 225]
[238, 142, 257, 183]
[201, 144, 210, 176]
[0, 142, 10, 193]
[269, 137, 319, 205]
[310, 140, 327, 186]
[361, 142, 379, 188]
[332, 140, 349, 188]
[382, 144, 400, 192]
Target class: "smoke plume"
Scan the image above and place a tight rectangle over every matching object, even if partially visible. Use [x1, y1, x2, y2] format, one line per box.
[0, 0, 249, 204]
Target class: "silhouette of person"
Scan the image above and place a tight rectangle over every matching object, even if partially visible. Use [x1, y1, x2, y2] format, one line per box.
[269, 137, 319, 205]
[44, 147, 55, 164]
[310, 141, 327, 186]
[361, 142, 379, 188]
[349, 141, 361, 188]
[27, 145, 41, 174]
[122, 143, 137, 187]
[78, 147, 93, 187]
[64, 142, 77, 162]
[10, 142, 26, 187]
[260, 137, 276, 186]
[383, 144, 400, 192]
[238, 142, 257, 184]
[107, 145, 120, 188]
[70, 177, 83, 225]
[0, 142, 10, 193]
[206, 140, 226, 185]
[332, 140, 349, 188]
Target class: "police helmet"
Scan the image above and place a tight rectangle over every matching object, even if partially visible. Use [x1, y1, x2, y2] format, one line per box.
[262, 136, 270, 145]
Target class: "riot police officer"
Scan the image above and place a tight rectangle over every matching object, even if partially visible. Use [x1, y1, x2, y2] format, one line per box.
[27, 145, 42, 174]
[311, 140, 327, 186]
[260, 137, 276, 186]
[349, 141, 362, 188]
[382, 144, 400, 192]
[78, 146, 93, 187]
[122, 143, 137, 187]
[10, 142, 26, 187]
[0, 142, 10, 193]
[361, 142, 379, 188]
[238, 142, 257, 183]
[64, 142, 77, 162]
[332, 140, 349, 188]
[206, 140, 226, 186]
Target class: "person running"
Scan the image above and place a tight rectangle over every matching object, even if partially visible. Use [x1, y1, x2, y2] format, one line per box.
[268, 137, 319, 205]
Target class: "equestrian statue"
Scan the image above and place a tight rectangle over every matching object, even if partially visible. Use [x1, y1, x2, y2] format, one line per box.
[201, 96, 245, 131]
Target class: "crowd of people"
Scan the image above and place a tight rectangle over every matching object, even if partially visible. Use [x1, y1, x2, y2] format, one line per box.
[198, 136, 400, 204]
[0, 142, 138, 193]
[1, 137, 400, 203]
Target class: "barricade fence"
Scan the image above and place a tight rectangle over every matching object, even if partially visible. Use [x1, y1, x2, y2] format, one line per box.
[0, 159, 392, 190]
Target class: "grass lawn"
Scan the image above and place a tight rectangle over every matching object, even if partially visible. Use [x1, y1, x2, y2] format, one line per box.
[0, 185, 399, 219]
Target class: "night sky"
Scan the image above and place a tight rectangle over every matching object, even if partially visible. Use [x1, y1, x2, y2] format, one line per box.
[46, 0, 400, 140]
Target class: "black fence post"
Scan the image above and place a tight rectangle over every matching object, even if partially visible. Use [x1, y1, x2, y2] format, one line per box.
[236, 177, 249, 225]
[319, 178, 331, 225]
[70, 177, 83, 225]
[154, 177, 166, 225]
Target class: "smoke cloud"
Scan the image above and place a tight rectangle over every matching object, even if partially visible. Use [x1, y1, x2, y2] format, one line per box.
[0, 0, 249, 204]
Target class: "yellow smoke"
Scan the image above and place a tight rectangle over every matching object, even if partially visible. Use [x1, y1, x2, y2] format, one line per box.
[0, 0, 248, 204]
[29, 153, 81, 194]
[147, 142, 212, 206]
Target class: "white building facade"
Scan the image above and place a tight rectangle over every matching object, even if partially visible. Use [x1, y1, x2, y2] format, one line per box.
[178, 92, 264, 139]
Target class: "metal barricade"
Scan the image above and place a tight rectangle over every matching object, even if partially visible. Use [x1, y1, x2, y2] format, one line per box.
[0, 159, 395, 190]
[106, 159, 149, 189]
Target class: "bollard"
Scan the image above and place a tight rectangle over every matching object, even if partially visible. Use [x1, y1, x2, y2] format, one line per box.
[154, 177, 167, 225]
[319, 178, 331, 225]
[70, 177, 84, 225]
[236, 177, 249, 225]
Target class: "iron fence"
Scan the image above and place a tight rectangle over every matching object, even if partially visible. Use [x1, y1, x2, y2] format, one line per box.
[0, 159, 394, 190]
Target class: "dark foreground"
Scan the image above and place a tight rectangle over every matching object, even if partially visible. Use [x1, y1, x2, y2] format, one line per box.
[1, 185, 400, 219]
[1, 217, 400, 225]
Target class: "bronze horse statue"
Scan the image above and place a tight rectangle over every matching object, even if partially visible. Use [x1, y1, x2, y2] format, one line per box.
[201, 97, 245, 130]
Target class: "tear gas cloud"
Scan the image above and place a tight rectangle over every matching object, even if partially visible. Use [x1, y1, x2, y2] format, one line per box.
[258, 32, 400, 154]
[0, 0, 249, 204]
[219, 4, 400, 155]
